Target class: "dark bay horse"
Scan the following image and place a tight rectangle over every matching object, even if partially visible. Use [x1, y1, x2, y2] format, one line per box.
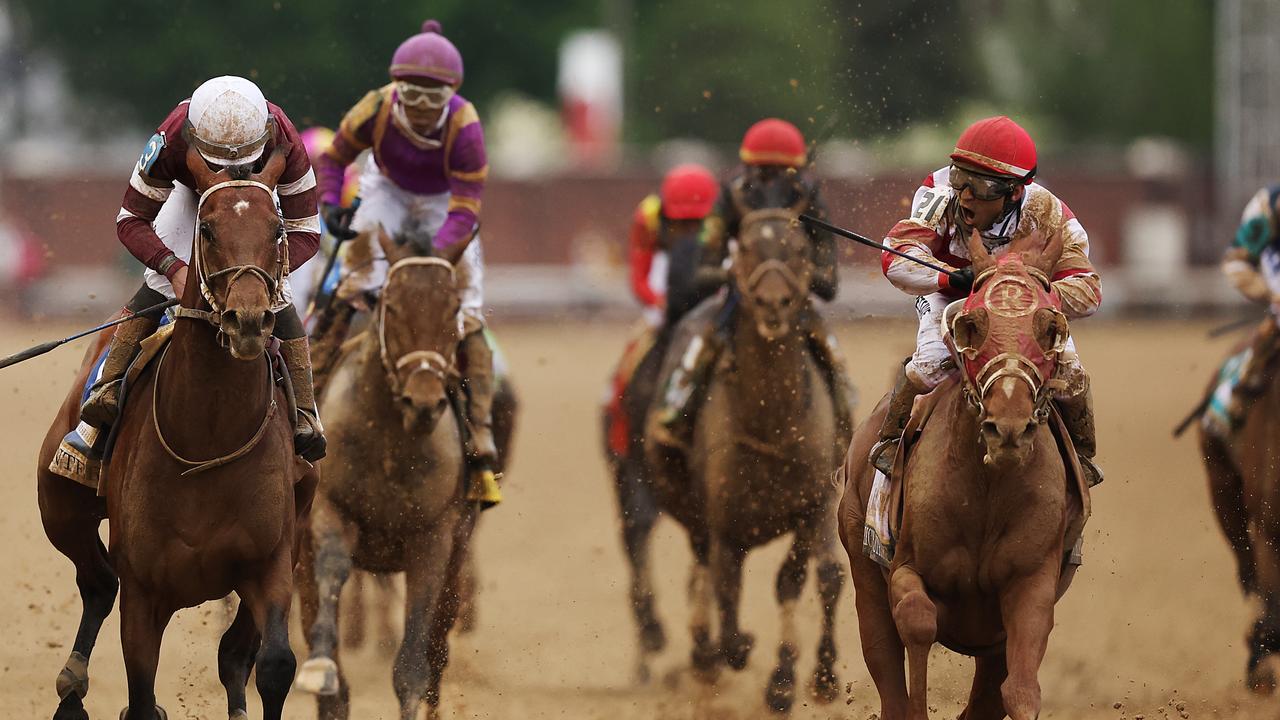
[838, 229, 1085, 720]
[601, 221, 713, 681]
[294, 231, 476, 720]
[38, 146, 312, 720]
[1197, 325, 1280, 691]
[644, 209, 848, 713]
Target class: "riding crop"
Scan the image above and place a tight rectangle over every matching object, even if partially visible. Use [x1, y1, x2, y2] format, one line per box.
[798, 214, 966, 282]
[0, 298, 179, 370]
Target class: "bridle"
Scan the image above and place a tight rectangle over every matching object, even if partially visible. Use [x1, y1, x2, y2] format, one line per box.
[377, 256, 459, 395]
[732, 209, 811, 312]
[171, 179, 288, 344]
[943, 265, 1067, 424]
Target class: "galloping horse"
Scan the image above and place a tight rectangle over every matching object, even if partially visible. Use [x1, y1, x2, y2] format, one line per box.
[294, 231, 476, 720]
[1197, 326, 1280, 690]
[837, 229, 1086, 720]
[645, 208, 847, 713]
[601, 220, 713, 681]
[38, 145, 313, 720]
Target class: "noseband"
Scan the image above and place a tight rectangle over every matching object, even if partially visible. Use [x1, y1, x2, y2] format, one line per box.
[172, 179, 288, 342]
[377, 256, 459, 395]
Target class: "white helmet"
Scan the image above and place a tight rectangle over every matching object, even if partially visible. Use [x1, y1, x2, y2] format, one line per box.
[186, 76, 273, 166]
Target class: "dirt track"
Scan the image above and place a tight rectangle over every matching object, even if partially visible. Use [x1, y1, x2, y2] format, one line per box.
[0, 316, 1266, 719]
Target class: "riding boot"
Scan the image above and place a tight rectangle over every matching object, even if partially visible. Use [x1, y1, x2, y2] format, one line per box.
[868, 363, 931, 476]
[1056, 378, 1103, 487]
[459, 319, 502, 508]
[308, 301, 357, 399]
[280, 337, 327, 462]
[1228, 318, 1280, 422]
[652, 326, 722, 450]
[804, 312, 858, 445]
[80, 312, 161, 429]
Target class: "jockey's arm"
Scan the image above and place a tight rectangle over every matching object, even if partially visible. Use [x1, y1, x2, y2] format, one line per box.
[628, 196, 663, 308]
[434, 103, 487, 258]
[694, 198, 732, 292]
[117, 107, 190, 284]
[1223, 188, 1277, 304]
[272, 111, 321, 270]
[1047, 211, 1101, 320]
[882, 185, 968, 298]
[318, 89, 380, 207]
[1223, 246, 1270, 303]
[804, 186, 838, 302]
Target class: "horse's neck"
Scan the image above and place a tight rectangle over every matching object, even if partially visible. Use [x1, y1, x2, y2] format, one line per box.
[727, 309, 812, 437]
[160, 320, 273, 432]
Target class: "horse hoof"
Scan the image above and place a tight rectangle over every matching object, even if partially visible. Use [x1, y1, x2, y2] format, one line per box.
[295, 657, 340, 696]
[119, 706, 167, 720]
[56, 651, 90, 700]
[229, 710, 250, 720]
[691, 644, 721, 683]
[52, 693, 89, 720]
[1249, 654, 1280, 695]
[640, 619, 667, 654]
[766, 666, 796, 714]
[811, 663, 840, 704]
[722, 632, 755, 671]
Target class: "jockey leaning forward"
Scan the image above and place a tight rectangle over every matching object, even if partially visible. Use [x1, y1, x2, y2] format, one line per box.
[81, 75, 327, 461]
[1218, 184, 1280, 421]
[307, 19, 500, 499]
[651, 118, 857, 447]
[869, 115, 1103, 486]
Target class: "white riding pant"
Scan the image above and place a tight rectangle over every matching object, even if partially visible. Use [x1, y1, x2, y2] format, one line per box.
[341, 157, 484, 332]
[905, 291, 1085, 398]
[142, 183, 295, 311]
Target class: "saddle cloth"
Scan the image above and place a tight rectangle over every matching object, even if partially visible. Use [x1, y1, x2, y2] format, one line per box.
[50, 323, 175, 490]
[863, 380, 1091, 571]
[1202, 344, 1253, 439]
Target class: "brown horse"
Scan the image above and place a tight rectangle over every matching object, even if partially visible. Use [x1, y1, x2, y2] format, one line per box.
[645, 208, 849, 713]
[39, 146, 311, 720]
[293, 232, 477, 720]
[1197, 325, 1280, 691]
[837, 229, 1085, 720]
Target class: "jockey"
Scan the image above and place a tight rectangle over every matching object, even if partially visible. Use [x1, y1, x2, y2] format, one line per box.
[869, 115, 1104, 486]
[308, 20, 499, 502]
[1220, 184, 1280, 416]
[651, 118, 856, 447]
[81, 75, 326, 461]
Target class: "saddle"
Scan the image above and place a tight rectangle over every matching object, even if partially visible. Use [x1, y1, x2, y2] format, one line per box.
[864, 379, 1091, 572]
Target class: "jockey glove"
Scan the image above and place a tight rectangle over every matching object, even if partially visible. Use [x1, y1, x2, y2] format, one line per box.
[947, 267, 975, 294]
[322, 203, 358, 241]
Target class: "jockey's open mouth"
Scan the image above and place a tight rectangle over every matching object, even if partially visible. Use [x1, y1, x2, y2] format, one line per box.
[957, 202, 977, 226]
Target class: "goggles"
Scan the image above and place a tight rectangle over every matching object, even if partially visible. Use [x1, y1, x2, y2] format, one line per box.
[948, 164, 1018, 201]
[395, 81, 455, 110]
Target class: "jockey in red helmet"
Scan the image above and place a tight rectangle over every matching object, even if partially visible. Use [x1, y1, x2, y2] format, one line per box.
[870, 115, 1103, 486]
[309, 20, 501, 505]
[651, 118, 857, 449]
[76, 76, 326, 464]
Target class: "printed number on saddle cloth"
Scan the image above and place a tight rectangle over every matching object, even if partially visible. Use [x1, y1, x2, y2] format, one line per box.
[912, 187, 950, 225]
[137, 131, 166, 174]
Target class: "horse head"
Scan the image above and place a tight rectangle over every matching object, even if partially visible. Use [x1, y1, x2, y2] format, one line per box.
[945, 227, 1069, 469]
[732, 208, 813, 341]
[372, 228, 461, 432]
[185, 145, 290, 360]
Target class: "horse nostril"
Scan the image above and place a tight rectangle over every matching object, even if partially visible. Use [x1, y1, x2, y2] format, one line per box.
[222, 309, 239, 328]
[981, 419, 998, 436]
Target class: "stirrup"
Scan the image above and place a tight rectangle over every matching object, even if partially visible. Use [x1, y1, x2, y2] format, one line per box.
[466, 467, 503, 509]
[1079, 456, 1104, 487]
[294, 409, 327, 462]
[868, 437, 900, 476]
[80, 380, 122, 430]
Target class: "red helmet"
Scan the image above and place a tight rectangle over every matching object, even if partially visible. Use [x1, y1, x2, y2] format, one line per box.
[950, 116, 1037, 184]
[661, 163, 719, 220]
[739, 118, 807, 168]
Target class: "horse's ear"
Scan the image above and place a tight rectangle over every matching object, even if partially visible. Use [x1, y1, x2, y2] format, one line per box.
[186, 145, 222, 192]
[373, 225, 411, 265]
[965, 229, 994, 274]
[951, 307, 989, 357]
[252, 144, 290, 188]
[1033, 307, 1069, 354]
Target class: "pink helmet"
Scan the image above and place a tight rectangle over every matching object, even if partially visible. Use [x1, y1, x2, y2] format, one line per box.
[389, 20, 463, 86]
[299, 126, 334, 165]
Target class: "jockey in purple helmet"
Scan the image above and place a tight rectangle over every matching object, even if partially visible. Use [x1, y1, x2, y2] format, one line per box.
[311, 20, 500, 504]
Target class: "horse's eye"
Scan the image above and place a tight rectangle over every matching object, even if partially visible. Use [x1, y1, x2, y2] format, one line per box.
[199, 222, 214, 241]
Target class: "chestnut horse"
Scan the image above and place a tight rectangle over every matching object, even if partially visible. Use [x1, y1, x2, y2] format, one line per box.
[645, 209, 848, 713]
[1197, 328, 1280, 691]
[837, 229, 1085, 720]
[293, 232, 476, 720]
[37, 146, 313, 720]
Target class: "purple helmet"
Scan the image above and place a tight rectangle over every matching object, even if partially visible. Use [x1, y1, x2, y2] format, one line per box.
[389, 20, 463, 86]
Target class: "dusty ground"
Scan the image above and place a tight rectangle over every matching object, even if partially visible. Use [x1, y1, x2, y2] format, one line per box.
[0, 316, 1267, 719]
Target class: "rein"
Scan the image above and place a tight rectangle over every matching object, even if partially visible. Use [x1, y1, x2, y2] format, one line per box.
[377, 256, 459, 395]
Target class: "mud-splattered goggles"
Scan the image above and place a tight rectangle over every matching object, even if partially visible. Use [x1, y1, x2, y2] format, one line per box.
[395, 81, 454, 110]
[948, 164, 1018, 201]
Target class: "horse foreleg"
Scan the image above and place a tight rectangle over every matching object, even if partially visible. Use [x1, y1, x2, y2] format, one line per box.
[296, 494, 353, 702]
[217, 598, 260, 720]
[959, 653, 1008, 720]
[812, 513, 845, 705]
[1246, 524, 1280, 693]
[396, 518, 459, 720]
[765, 533, 810, 713]
[118, 579, 172, 720]
[342, 571, 368, 649]
[687, 544, 718, 681]
[889, 565, 936, 720]
[712, 539, 753, 672]
[235, 539, 299, 720]
[1202, 434, 1256, 595]
[615, 458, 664, 680]
[851, 550, 907, 720]
[997, 565, 1057, 720]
